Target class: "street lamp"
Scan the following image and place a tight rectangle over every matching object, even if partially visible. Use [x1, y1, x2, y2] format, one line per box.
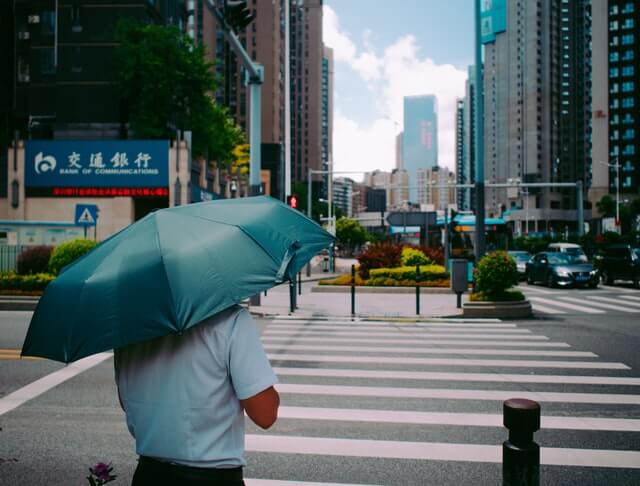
[598, 157, 621, 232]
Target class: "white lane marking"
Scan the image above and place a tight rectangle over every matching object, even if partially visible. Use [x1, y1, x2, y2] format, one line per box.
[517, 285, 554, 294]
[272, 316, 503, 323]
[264, 330, 549, 340]
[264, 344, 597, 358]
[267, 353, 627, 370]
[600, 285, 639, 293]
[272, 320, 518, 328]
[247, 435, 640, 469]
[272, 366, 640, 386]
[589, 295, 640, 309]
[263, 336, 570, 348]
[559, 296, 639, 313]
[0, 352, 113, 416]
[618, 294, 640, 302]
[268, 324, 528, 332]
[527, 296, 605, 314]
[277, 406, 640, 432]
[531, 303, 568, 314]
[276, 383, 640, 405]
[247, 480, 381, 486]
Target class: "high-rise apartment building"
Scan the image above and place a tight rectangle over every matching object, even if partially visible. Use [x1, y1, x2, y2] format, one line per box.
[213, 0, 325, 197]
[482, 0, 593, 230]
[462, 65, 477, 212]
[607, 1, 639, 195]
[455, 99, 466, 210]
[321, 46, 334, 198]
[416, 166, 455, 211]
[402, 95, 438, 203]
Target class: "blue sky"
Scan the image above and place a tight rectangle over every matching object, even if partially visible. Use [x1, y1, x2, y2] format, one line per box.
[323, 1, 475, 179]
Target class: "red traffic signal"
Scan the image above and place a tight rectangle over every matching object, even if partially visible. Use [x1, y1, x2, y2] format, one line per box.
[286, 194, 299, 209]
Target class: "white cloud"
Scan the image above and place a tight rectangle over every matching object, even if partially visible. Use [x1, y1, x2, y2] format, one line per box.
[323, 6, 467, 179]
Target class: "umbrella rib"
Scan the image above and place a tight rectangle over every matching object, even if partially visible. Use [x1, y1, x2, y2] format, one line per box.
[153, 215, 180, 331]
[173, 213, 282, 267]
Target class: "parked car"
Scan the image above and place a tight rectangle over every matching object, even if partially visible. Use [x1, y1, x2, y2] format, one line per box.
[508, 251, 532, 280]
[547, 242, 588, 263]
[595, 244, 640, 288]
[526, 251, 598, 288]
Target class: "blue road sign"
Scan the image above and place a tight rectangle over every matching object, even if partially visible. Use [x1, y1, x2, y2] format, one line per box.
[75, 204, 99, 226]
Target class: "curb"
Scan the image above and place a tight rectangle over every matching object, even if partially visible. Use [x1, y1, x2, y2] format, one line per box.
[312, 285, 454, 294]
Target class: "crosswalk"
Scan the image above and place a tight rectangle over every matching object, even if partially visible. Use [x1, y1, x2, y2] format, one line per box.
[245, 316, 640, 485]
[518, 285, 640, 315]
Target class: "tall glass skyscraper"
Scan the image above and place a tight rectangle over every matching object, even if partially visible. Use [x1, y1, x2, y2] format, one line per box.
[402, 95, 438, 203]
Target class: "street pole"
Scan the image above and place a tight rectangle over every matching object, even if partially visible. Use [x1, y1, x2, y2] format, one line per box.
[284, 0, 291, 199]
[474, 0, 486, 261]
[307, 169, 312, 277]
[576, 180, 584, 237]
[615, 156, 620, 231]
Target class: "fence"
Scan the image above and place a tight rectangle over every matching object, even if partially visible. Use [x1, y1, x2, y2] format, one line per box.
[0, 245, 26, 272]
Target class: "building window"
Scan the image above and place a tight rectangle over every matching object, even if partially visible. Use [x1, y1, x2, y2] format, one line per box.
[622, 50, 634, 61]
[622, 2, 634, 13]
[622, 82, 634, 92]
[622, 98, 635, 108]
[621, 34, 634, 45]
[610, 67, 619, 77]
[609, 52, 619, 62]
[41, 10, 55, 35]
[622, 18, 634, 29]
[609, 20, 619, 30]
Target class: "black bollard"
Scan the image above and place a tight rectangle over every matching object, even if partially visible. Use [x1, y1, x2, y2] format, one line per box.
[456, 291, 462, 309]
[351, 264, 356, 317]
[289, 276, 297, 314]
[298, 271, 302, 295]
[415, 264, 420, 315]
[503, 398, 540, 486]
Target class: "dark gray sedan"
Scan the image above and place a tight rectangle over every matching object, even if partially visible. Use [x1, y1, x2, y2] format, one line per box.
[525, 252, 599, 288]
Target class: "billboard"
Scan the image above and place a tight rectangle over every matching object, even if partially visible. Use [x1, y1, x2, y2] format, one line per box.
[25, 140, 169, 197]
[480, 0, 507, 44]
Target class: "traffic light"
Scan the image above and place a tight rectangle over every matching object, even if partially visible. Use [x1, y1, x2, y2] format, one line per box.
[223, 0, 255, 32]
[286, 194, 299, 209]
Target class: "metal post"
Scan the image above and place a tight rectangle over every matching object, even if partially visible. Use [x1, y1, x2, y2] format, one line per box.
[615, 156, 620, 232]
[284, 0, 291, 199]
[289, 276, 296, 313]
[298, 271, 302, 295]
[503, 398, 540, 486]
[351, 264, 356, 317]
[444, 207, 449, 268]
[456, 292, 462, 309]
[249, 74, 262, 196]
[576, 180, 584, 237]
[306, 169, 312, 277]
[474, 0, 486, 261]
[415, 264, 421, 315]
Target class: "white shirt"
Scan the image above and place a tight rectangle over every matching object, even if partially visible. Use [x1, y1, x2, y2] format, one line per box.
[114, 305, 277, 468]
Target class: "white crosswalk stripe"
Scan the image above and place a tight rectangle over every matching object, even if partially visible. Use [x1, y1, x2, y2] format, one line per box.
[618, 294, 640, 302]
[526, 292, 640, 315]
[589, 295, 640, 308]
[558, 296, 639, 313]
[250, 317, 640, 484]
[527, 296, 606, 314]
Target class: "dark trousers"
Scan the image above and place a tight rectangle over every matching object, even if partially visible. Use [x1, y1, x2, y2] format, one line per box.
[132, 456, 245, 486]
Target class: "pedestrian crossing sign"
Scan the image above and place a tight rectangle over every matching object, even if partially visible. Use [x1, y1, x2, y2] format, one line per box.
[74, 204, 99, 226]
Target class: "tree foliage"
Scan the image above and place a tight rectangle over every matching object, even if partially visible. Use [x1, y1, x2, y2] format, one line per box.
[336, 217, 368, 253]
[474, 251, 518, 298]
[115, 21, 244, 163]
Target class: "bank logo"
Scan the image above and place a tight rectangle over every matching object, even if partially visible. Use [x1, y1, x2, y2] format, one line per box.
[35, 152, 57, 174]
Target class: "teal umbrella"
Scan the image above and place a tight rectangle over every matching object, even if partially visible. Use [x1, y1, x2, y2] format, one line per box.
[21, 196, 334, 363]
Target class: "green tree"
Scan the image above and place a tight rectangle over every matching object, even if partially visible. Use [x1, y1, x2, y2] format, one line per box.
[336, 218, 368, 254]
[596, 195, 616, 217]
[115, 21, 243, 163]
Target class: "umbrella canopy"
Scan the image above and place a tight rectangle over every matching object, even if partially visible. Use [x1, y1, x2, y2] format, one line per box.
[22, 196, 334, 363]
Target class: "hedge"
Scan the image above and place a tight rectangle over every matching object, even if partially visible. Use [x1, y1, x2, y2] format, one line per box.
[369, 264, 448, 282]
[0, 272, 55, 292]
[400, 247, 432, 267]
[48, 239, 98, 275]
[17, 246, 53, 275]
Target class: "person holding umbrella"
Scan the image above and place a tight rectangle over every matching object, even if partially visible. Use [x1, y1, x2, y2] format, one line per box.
[21, 197, 335, 485]
[115, 304, 279, 485]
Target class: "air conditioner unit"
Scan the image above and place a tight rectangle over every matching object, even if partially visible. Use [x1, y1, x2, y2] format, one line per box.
[18, 31, 30, 40]
[27, 14, 40, 24]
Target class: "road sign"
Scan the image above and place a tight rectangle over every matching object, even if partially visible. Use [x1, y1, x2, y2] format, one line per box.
[386, 211, 437, 227]
[75, 204, 99, 226]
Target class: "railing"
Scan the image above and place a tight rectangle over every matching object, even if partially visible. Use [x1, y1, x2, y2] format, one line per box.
[0, 245, 25, 272]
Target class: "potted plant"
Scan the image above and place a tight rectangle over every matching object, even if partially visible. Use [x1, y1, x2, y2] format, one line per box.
[463, 251, 532, 318]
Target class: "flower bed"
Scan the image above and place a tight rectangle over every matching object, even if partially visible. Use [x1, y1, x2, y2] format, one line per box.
[319, 264, 449, 287]
[0, 272, 54, 293]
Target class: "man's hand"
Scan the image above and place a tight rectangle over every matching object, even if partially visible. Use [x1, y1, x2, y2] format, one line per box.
[241, 386, 280, 429]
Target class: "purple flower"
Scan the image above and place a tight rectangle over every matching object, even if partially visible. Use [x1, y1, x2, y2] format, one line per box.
[88, 462, 116, 484]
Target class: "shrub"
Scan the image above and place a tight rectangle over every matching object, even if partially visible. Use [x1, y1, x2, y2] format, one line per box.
[356, 242, 403, 279]
[474, 251, 518, 298]
[419, 246, 445, 265]
[470, 289, 525, 302]
[17, 246, 53, 275]
[319, 272, 365, 286]
[48, 239, 98, 275]
[400, 247, 433, 267]
[369, 264, 448, 282]
[0, 271, 55, 292]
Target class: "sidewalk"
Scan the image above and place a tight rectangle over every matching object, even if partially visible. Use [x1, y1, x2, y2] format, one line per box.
[249, 257, 465, 319]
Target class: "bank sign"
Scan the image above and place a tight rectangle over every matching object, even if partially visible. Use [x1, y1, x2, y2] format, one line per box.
[25, 140, 169, 197]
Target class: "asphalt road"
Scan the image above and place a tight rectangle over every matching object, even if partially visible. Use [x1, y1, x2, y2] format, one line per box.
[1, 287, 639, 485]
